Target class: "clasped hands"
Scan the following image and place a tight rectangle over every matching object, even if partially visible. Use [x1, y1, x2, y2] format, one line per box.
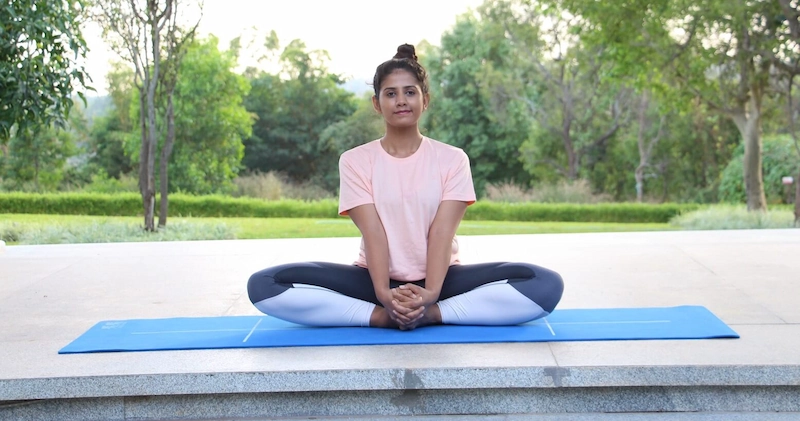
[379, 284, 439, 330]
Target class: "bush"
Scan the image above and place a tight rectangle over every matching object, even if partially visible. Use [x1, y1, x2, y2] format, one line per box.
[81, 172, 140, 194]
[0, 222, 23, 242]
[670, 205, 796, 230]
[484, 179, 611, 204]
[6, 220, 237, 245]
[233, 171, 283, 200]
[719, 135, 800, 204]
[464, 201, 700, 223]
[529, 179, 611, 203]
[484, 182, 534, 202]
[0, 192, 702, 222]
[233, 171, 335, 201]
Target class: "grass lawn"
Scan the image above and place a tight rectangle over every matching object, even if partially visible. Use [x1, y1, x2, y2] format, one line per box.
[1, 213, 675, 243]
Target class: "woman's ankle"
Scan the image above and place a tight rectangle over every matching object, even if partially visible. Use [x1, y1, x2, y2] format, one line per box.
[369, 306, 397, 328]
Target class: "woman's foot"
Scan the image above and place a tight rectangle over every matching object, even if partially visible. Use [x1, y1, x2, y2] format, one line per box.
[398, 304, 442, 331]
[369, 306, 399, 328]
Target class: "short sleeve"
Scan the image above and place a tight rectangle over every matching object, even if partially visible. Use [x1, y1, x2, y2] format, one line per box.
[338, 151, 374, 215]
[442, 150, 477, 205]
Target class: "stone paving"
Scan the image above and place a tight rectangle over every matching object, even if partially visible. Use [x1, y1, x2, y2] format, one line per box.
[1, 229, 798, 419]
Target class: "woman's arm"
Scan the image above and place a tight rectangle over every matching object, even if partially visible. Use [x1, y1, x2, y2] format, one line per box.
[348, 204, 421, 324]
[414, 200, 468, 306]
[348, 204, 391, 303]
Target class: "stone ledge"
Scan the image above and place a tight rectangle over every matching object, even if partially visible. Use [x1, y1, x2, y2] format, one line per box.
[2, 365, 800, 401]
[2, 386, 800, 421]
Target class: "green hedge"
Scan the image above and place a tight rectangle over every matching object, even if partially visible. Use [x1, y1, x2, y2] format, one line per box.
[464, 201, 702, 223]
[0, 192, 341, 218]
[0, 192, 708, 223]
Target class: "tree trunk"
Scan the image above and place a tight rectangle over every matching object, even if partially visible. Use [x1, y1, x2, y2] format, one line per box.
[158, 92, 176, 228]
[795, 167, 800, 226]
[34, 154, 39, 191]
[142, 5, 162, 232]
[635, 93, 649, 202]
[137, 85, 154, 231]
[730, 95, 767, 212]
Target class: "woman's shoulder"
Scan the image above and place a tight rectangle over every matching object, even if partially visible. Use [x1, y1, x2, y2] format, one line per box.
[340, 139, 383, 163]
[425, 137, 469, 160]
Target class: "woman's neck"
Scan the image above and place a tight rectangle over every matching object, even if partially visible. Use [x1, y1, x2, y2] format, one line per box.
[381, 126, 423, 158]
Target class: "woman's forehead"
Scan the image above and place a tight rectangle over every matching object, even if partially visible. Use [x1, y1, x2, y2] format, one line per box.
[381, 70, 420, 88]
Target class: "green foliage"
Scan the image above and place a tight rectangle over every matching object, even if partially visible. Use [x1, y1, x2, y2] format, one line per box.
[1, 213, 674, 244]
[233, 171, 335, 201]
[483, 0, 629, 183]
[0, 192, 340, 218]
[242, 37, 356, 188]
[0, 0, 91, 141]
[112, 37, 252, 195]
[80, 172, 139, 194]
[551, 0, 786, 209]
[610, 96, 739, 202]
[85, 63, 136, 180]
[1, 125, 76, 191]
[465, 201, 699, 223]
[233, 171, 283, 200]
[484, 179, 611, 203]
[0, 192, 698, 223]
[1, 219, 236, 245]
[318, 92, 385, 190]
[719, 135, 800, 204]
[166, 36, 252, 194]
[670, 205, 796, 230]
[421, 12, 533, 194]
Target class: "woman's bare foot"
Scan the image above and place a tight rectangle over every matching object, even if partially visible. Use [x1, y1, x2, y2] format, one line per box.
[369, 306, 399, 328]
[398, 303, 442, 331]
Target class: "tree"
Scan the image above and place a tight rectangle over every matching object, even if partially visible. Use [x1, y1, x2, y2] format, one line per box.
[94, 0, 201, 230]
[553, 0, 783, 211]
[0, 0, 92, 142]
[422, 12, 533, 195]
[86, 63, 137, 179]
[2, 125, 76, 191]
[242, 37, 356, 186]
[633, 91, 666, 202]
[762, 0, 800, 223]
[318, 93, 385, 190]
[482, 1, 631, 184]
[164, 36, 252, 195]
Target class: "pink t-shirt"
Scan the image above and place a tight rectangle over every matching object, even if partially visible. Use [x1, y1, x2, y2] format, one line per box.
[338, 137, 476, 281]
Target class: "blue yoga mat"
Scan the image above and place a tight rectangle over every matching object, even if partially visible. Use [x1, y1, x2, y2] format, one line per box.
[59, 306, 738, 354]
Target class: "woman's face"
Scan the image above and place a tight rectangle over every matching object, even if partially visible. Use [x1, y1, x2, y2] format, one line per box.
[373, 70, 428, 129]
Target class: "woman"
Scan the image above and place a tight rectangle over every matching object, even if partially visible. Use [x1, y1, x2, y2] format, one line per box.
[248, 44, 564, 330]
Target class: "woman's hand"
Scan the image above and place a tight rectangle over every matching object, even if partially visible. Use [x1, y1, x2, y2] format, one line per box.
[391, 284, 441, 330]
[378, 288, 425, 327]
[396, 283, 440, 309]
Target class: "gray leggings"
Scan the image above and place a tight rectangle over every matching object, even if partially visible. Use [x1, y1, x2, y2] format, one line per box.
[248, 261, 564, 313]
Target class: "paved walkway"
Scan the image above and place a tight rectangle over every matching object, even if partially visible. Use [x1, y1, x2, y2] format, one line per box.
[1, 229, 798, 418]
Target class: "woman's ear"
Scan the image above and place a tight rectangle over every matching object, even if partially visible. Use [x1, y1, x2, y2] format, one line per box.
[423, 93, 430, 111]
[372, 95, 381, 113]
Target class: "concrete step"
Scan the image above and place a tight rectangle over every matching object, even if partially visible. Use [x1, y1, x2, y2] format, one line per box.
[3, 383, 800, 420]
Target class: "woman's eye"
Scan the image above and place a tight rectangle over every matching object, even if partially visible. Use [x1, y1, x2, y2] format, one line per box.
[406, 90, 415, 96]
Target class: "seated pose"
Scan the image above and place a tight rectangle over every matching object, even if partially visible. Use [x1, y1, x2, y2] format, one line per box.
[248, 44, 564, 330]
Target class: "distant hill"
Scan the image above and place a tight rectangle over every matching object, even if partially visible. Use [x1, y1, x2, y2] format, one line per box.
[83, 95, 114, 127]
[341, 78, 372, 96]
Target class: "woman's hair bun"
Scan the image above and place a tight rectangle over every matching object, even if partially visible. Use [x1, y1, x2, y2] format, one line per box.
[393, 44, 417, 61]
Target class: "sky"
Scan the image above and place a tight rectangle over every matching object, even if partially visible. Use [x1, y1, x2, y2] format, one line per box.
[83, 0, 485, 95]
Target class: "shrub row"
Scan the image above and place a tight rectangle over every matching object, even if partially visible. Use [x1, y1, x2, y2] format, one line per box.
[0, 192, 340, 218]
[464, 201, 702, 223]
[0, 192, 706, 223]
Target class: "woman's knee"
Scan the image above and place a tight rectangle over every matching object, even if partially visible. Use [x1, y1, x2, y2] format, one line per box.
[509, 263, 564, 314]
[247, 264, 295, 304]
